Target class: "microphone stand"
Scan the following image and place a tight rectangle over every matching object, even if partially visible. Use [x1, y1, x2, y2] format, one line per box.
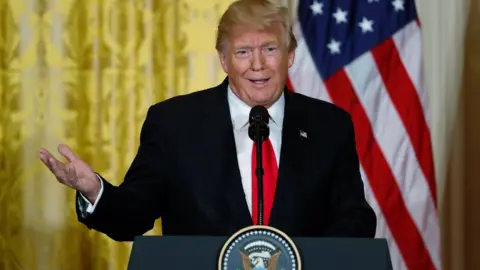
[254, 122, 264, 226]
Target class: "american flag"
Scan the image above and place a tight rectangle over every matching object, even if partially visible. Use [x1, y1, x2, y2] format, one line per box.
[287, 0, 440, 269]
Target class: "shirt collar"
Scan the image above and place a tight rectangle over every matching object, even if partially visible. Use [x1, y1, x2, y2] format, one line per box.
[227, 84, 285, 131]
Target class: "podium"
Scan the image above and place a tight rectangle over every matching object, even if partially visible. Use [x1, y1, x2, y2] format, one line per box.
[127, 234, 392, 269]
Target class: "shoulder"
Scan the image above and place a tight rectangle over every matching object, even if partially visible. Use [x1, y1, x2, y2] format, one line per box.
[288, 91, 357, 153]
[137, 85, 222, 141]
[289, 90, 353, 127]
[287, 90, 356, 148]
[144, 84, 221, 123]
[152, 87, 217, 113]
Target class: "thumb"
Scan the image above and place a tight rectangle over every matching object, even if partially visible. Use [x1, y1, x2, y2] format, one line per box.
[58, 144, 79, 162]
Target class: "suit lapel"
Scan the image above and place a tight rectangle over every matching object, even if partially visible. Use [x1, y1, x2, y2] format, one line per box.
[269, 89, 306, 229]
[199, 78, 252, 231]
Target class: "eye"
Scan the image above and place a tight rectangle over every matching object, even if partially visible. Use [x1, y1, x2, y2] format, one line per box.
[236, 49, 249, 56]
[264, 46, 277, 54]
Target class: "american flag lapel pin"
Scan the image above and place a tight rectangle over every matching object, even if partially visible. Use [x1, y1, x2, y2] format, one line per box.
[300, 130, 307, 138]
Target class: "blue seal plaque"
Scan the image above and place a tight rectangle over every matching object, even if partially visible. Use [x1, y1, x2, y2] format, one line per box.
[218, 225, 302, 270]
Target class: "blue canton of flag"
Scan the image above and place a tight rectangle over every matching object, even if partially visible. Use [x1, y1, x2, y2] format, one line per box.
[298, 0, 417, 79]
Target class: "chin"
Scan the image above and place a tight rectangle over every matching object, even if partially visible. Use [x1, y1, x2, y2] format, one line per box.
[248, 95, 276, 106]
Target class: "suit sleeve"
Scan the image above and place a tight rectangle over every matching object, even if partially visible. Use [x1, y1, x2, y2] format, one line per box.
[323, 113, 377, 238]
[75, 106, 168, 241]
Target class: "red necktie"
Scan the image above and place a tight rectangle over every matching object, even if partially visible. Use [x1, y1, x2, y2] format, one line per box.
[251, 138, 278, 225]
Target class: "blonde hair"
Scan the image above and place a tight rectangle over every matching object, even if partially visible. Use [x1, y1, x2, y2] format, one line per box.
[215, 0, 297, 53]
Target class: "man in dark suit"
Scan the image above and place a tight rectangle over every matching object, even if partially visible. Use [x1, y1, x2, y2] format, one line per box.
[39, 0, 376, 241]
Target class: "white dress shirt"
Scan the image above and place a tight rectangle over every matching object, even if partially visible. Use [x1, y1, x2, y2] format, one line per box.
[79, 85, 284, 216]
[227, 86, 284, 215]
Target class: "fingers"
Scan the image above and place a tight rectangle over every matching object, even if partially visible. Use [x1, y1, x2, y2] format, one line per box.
[39, 148, 67, 179]
[39, 148, 59, 168]
[58, 144, 79, 162]
[39, 144, 81, 186]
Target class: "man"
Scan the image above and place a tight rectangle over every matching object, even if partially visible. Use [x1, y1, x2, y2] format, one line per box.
[39, 0, 376, 241]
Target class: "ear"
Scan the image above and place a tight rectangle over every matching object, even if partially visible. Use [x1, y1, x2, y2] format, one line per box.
[287, 49, 295, 68]
[218, 51, 228, 73]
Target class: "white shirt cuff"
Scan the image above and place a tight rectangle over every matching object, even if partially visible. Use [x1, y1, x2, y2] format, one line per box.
[79, 174, 104, 214]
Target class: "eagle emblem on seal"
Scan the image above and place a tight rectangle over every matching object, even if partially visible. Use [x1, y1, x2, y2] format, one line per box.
[239, 240, 281, 270]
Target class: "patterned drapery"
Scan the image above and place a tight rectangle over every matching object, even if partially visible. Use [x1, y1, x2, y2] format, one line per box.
[0, 0, 233, 269]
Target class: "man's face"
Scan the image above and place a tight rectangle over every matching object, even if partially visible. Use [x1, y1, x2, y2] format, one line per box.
[219, 24, 295, 108]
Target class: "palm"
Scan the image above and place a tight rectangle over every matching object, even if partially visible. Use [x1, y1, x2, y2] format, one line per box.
[63, 159, 93, 189]
[71, 160, 94, 186]
[39, 144, 98, 197]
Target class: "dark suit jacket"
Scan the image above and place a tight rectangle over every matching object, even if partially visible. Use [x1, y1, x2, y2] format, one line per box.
[76, 77, 376, 241]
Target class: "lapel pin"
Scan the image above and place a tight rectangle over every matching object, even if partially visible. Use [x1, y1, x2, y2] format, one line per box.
[300, 130, 308, 138]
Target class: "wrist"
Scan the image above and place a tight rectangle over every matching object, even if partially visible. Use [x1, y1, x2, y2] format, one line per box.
[82, 175, 101, 204]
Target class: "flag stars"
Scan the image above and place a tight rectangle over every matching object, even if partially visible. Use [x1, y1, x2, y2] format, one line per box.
[392, 0, 405, 11]
[368, 0, 380, 2]
[333, 8, 348, 24]
[359, 17, 374, 33]
[327, 39, 341, 55]
[310, 0, 323, 15]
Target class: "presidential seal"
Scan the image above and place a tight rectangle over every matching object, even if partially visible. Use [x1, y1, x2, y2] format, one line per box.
[218, 225, 301, 270]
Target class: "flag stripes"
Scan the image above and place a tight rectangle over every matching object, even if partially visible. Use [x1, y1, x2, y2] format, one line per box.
[326, 68, 436, 270]
[392, 22, 429, 124]
[371, 36, 437, 206]
[287, 1, 441, 269]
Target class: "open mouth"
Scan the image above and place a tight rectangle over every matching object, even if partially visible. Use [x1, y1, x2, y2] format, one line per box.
[248, 78, 270, 85]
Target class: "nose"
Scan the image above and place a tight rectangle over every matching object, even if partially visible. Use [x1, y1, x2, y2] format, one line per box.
[250, 50, 264, 71]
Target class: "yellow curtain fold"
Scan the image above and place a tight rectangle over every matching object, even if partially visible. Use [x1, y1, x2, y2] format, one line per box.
[441, 0, 480, 269]
[0, 0, 232, 269]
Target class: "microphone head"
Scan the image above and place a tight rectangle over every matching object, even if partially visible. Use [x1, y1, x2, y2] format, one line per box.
[249, 105, 269, 124]
[248, 105, 270, 142]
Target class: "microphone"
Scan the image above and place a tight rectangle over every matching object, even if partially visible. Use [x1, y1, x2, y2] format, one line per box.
[248, 105, 270, 225]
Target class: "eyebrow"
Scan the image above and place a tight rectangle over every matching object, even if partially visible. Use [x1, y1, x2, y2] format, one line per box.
[234, 42, 279, 50]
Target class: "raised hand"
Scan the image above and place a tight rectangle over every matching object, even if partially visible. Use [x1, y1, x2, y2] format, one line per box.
[39, 144, 101, 203]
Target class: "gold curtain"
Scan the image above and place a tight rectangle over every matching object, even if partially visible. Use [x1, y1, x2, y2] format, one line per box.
[463, 1, 480, 267]
[0, 0, 233, 269]
[442, 0, 480, 269]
